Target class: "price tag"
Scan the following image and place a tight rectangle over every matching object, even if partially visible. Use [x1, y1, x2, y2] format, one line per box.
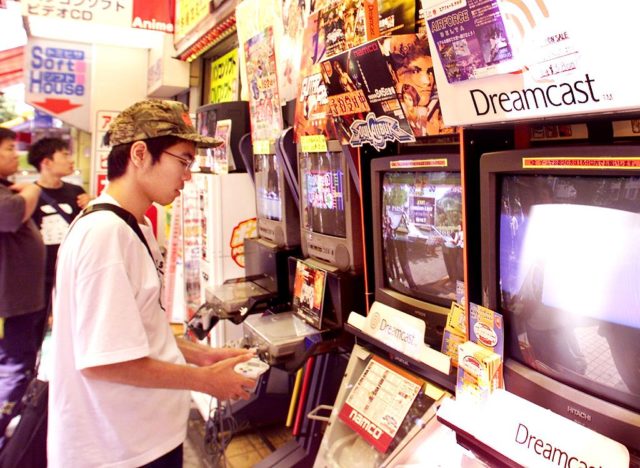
[253, 140, 271, 155]
[300, 135, 328, 153]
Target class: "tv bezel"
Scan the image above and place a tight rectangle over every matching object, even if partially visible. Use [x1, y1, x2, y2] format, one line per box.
[479, 145, 640, 455]
[370, 152, 462, 350]
[253, 148, 301, 248]
[298, 140, 363, 272]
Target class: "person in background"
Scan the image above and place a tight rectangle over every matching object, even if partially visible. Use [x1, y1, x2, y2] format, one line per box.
[48, 99, 256, 468]
[0, 128, 46, 449]
[28, 137, 90, 313]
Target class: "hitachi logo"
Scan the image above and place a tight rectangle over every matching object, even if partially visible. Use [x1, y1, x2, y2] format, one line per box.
[349, 409, 383, 440]
[567, 406, 592, 422]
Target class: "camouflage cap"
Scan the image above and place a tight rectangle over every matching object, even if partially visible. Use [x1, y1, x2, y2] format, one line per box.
[105, 99, 221, 148]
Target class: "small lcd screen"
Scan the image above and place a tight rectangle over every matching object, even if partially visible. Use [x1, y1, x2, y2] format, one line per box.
[254, 153, 282, 221]
[300, 151, 346, 238]
[381, 171, 462, 304]
[500, 174, 640, 412]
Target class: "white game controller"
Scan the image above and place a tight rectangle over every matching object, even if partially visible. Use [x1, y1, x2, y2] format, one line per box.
[234, 357, 270, 393]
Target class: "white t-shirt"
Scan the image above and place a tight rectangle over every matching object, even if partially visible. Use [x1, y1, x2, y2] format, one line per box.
[47, 194, 190, 468]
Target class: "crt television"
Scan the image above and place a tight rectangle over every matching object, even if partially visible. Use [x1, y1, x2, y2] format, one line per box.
[370, 153, 462, 350]
[254, 148, 300, 248]
[298, 140, 362, 272]
[480, 146, 640, 456]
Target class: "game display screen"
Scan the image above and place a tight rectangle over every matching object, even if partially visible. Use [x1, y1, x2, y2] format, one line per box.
[381, 171, 462, 305]
[300, 151, 347, 238]
[292, 259, 327, 329]
[499, 174, 640, 412]
[254, 153, 282, 221]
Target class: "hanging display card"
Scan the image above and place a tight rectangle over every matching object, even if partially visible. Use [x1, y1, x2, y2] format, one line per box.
[320, 40, 415, 150]
[244, 27, 284, 149]
[424, 0, 517, 83]
[381, 33, 459, 136]
[294, 11, 338, 146]
[338, 355, 423, 453]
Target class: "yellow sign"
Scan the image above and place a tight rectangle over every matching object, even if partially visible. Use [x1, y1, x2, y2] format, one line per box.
[253, 140, 271, 155]
[175, 0, 210, 42]
[390, 159, 448, 168]
[300, 135, 328, 153]
[209, 49, 239, 104]
[523, 157, 640, 169]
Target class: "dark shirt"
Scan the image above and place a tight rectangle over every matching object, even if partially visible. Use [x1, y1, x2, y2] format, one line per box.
[0, 179, 46, 317]
[31, 182, 85, 283]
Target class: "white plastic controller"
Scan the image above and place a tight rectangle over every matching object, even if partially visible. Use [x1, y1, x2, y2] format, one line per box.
[233, 357, 270, 392]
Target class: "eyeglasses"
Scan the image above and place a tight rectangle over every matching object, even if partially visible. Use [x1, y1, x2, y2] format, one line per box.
[163, 149, 195, 172]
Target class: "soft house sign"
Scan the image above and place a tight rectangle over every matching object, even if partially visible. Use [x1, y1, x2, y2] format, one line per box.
[24, 38, 91, 132]
[423, 0, 640, 126]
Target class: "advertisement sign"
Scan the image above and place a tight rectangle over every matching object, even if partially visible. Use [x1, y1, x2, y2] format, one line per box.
[339, 356, 422, 453]
[174, 0, 210, 42]
[294, 12, 338, 145]
[424, 0, 640, 126]
[381, 34, 459, 136]
[438, 390, 630, 467]
[132, 0, 174, 32]
[209, 49, 239, 104]
[24, 38, 91, 132]
[244, 27, 284, 146]
[93, 110, 118, 172]
[424, 0, 516, 83]
[23, 0, 133, 27]
[320, 40, 414, 149]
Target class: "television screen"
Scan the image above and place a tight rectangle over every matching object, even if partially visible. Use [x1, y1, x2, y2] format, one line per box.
[499, 174, 640, 412]
[254, 153, 282, 221]
[300, 151, 347, 238]
[381, 171, 462, 305]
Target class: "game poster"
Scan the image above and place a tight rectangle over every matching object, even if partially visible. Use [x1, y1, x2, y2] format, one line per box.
[378, 0, 416, 36]
[294, 12, 338, 143]
[244, 27, 284, 143]
[318, 0, 370, 59]
[280, 0, 310, 102]
[380, 33, 459, 137]
[292, 260, 327, 328]
[320, 40, 415, 150]
[424, 0, 517, 83]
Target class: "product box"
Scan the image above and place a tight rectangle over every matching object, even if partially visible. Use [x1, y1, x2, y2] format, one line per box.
[456, 341, 503, 402]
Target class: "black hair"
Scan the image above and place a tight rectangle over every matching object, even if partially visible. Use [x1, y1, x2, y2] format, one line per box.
[0, 128, 16, 145]
[27, 137, 69, 172]
[107, 135, 185, 181]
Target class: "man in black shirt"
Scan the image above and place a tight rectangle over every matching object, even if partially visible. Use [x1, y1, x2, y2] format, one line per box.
[28, 137, 89, 308]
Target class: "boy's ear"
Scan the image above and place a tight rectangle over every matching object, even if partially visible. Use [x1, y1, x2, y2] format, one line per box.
[130, 141, 147, 168]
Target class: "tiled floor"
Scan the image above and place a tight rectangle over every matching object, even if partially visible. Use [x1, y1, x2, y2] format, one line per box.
[184, 407, 293, 468]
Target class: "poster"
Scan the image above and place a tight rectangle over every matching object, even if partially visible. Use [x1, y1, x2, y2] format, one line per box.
[378, 0, 416, 36]
[424, 0, 516, 83]
[318, 0, 370, 59]
[381, 34, 459, 136]
[338, 356, 422, 453]
[294, 12, 338, 143]
[320, 40, 415, 149]
[244, 27, 284, 144]
[280, 0, 310, 102]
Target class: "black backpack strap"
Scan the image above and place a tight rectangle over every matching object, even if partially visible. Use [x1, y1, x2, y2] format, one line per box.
[80, 203, 155, 263]
[37, 187, 74, 224]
